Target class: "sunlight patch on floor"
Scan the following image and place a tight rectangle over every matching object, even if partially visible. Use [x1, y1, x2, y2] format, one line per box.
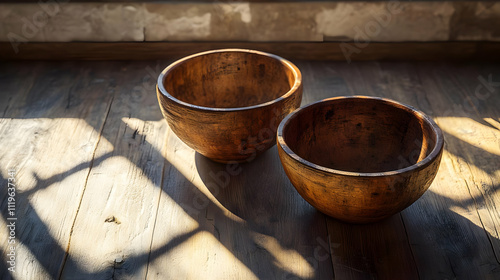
[149, 230, 258, 279]
[434, 150, 500, 237]
[252, 232, 315, 279]
[435, 116, 500, 156]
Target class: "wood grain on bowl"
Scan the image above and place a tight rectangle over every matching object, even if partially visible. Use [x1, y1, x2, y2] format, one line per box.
[157, 49, 302, 163]
[277, 96, 444, 223]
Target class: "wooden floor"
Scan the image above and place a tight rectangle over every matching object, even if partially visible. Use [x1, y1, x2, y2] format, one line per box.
[0, 60, 499, 280]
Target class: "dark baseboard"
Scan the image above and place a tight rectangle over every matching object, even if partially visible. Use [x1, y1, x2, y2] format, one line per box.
[1, 41, 499, 61]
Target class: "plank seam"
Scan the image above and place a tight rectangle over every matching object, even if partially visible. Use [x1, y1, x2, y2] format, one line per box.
[144, 129, 169, 280]
[56, 94, 115, 279]
[399, 213, 421, 280]
[323, 215, 336, 279]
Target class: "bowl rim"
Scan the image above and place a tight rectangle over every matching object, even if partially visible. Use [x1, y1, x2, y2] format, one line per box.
[277, 96, 444, 177]
[157, 48, 302, 112]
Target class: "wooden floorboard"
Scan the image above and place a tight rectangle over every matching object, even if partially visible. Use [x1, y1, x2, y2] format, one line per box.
[464, 63, 500, 262]
[147, 125, 334, 279]
[1, 59, 499, 279]
[58, 62, 169, 278]
[0, 62, 115, 279]
[401, 62, 500, 279]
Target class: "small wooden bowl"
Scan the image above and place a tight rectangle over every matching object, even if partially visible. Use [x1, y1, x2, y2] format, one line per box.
[277, 96, 444, 223]
[157, 49, 302, 163]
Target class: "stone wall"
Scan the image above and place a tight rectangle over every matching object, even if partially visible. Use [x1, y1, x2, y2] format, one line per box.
[1, 1, 499, 43]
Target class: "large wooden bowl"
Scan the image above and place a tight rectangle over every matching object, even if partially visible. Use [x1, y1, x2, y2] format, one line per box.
[157, 49, 302, 163]
[277, 96, 444, 223]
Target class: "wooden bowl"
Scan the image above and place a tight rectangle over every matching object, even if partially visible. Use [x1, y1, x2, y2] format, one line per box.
[277, 96, 444, 223]
[157, 49, 302, 163]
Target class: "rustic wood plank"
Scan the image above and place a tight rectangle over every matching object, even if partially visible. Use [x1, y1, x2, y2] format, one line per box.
[1, 59, 499, 280]
[0, 62, 114, 279]
[59, 61, 169, 279]
[1, 42, 500, 62]
[294, 60, 352, 105]
[0, 62, 39, 118]
[347, 61, 500, 278]
[403, 150, 500, 279]
[435, 63, 500, 262]
[471, 64, 500, 261]
[395, 61, 500, 279]
[146, 126, 334, 278]
[327, 216, 418, 279]
[322, 60, 499, 278]
[0, 62, 40, 279]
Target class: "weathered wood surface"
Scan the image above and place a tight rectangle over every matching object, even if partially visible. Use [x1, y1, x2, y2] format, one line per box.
[58, 63, 169, 279]
[406, 63, 500, 279]
[0, 62, 115, 279]
[1, 60, 499, 279]
[320, 61, 500, 279]
[146, 127, 334, 279]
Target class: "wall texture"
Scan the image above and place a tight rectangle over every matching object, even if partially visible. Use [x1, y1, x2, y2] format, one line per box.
[1, 1, 500, 43]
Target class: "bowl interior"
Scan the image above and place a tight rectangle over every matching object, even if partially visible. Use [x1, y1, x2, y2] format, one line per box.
[162, 51, 297, 108]
[282, 97, 438, 173]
